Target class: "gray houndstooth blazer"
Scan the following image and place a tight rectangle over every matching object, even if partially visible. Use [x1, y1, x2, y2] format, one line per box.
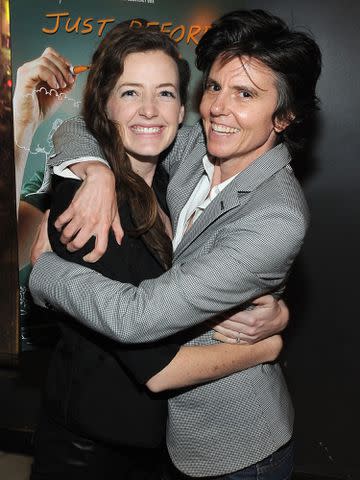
[31, 116, 309, 476]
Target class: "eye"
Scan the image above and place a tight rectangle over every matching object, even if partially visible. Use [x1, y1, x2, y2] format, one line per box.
[120, 89, 137, 97]
[205, 81, 221, 93]
[239, 90, 252, 98]
[159, 90, 176, 99]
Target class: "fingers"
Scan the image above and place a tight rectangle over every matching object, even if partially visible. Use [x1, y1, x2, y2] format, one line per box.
[277, 299, 289, 331]
[111, 213, 124, 245]
[212, 297, 285, 345]
[57, 216, 83, 246]
[53, 205, 111, 262]
[212, 324, 257, 344]
[55, 212, 110, 263]
[14, 48, 78, 127]
[52, 166, 116, 261]
[212, 319, 258, 337]
[83, 227, 109, 263]
[226, 309, 262, 328]
[41, 47, 74, 86]
[64, 225, 92, 251]
[212, 332, 238, 344]
[54, 205, 74, 231]
[251, 294, 276, 307]
[16, 47, 74, 92]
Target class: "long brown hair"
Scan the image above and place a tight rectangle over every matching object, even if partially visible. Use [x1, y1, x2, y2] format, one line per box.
[82, 22, 190, 268]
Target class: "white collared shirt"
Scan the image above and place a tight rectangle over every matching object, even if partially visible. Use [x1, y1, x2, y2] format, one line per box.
[172, 155, 237, 250]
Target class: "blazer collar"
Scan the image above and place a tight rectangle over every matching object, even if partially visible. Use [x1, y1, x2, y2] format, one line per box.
[230, 143, 291, 193]
[167, 135, 207, 232]
[173, 143, 292, 260]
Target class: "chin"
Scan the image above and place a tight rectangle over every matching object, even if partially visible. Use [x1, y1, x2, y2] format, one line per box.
[207, 144, 232, 160]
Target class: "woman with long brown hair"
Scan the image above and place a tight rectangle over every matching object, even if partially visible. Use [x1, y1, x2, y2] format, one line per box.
[24, 22, 282, 480]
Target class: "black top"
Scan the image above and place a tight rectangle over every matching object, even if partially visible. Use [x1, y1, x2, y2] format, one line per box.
[44, 168, 181, 448]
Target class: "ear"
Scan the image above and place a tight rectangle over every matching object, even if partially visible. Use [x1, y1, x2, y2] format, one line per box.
[274, 112, 295, 133]
[178, 105, 185, 125]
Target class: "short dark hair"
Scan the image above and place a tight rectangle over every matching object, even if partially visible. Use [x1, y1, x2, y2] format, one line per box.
[195, 9, 322, 151]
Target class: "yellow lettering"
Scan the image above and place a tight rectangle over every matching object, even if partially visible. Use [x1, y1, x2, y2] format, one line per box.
[81, 17, 93, 35]
[170, 25, 185, 43]
[97, 18, 115, 37]
[146, 21, 160, 28]
[160, 22, 172, 35]
[42, 12, 69, 35]
[186, 25, 201, 45]
[130, 19, 143, 29]
[65, 16, 81, 34]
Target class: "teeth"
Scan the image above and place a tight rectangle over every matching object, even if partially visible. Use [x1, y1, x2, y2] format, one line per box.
[211, 124, 240, 134]
[132, 126, 161, 133]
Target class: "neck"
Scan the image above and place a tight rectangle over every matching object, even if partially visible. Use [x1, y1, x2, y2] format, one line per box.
[128, 154, 158, 186]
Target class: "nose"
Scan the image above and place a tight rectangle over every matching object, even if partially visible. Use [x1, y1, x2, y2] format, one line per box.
[139, 94, 158, 119]
[209, 91, 229, 117]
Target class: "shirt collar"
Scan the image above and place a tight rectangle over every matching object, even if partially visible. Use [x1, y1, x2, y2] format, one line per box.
[202, 144, 292, 194]
[202, 155, 238, 195]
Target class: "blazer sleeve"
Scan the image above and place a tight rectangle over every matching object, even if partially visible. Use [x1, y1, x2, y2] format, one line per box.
[49, 116, 107, 168]
[30, 193, 308, 344]
[48, 176, 180, 383]
[46, 117, 204, 181]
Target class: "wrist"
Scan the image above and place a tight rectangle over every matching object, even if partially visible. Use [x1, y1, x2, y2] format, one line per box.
[263, 335, 282, 362]
[14, 118, 38, 145]
[250, 335, 281, 364]
[277, 299, 289, 332]
[71, 161, 112, 181]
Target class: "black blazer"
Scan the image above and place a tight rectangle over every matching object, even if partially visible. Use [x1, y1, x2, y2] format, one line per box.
[44, 169, 180, 448]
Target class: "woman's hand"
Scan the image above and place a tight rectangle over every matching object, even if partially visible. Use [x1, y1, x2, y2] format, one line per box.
[30, 210, 52, 266]
[53, 162, 123, 262]
[13, 47, 75, 129]
[212, 295, 289, 344]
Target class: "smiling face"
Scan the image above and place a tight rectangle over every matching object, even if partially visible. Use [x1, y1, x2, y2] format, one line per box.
[106, 50, 185, 165]
[200, 55, 289, 174]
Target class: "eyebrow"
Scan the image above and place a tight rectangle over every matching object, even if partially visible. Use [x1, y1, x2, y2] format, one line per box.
[206, 76, 263, 96]
[118, 82, 177, 89]
[233, 84, 260, 96]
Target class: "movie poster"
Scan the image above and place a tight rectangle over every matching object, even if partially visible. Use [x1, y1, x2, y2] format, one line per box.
[10, 0, 243, 350]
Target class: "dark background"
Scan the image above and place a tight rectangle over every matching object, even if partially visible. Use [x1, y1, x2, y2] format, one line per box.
[1, 0, 359, 478]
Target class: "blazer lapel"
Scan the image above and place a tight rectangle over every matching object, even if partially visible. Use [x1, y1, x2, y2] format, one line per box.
[173, 187, 246, 260]
[167, 142, 206, 233]
[173, 143, 292, 261]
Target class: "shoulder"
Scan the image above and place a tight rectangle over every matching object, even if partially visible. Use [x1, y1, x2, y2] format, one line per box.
[172, 121, 205, 150]
[50, 116, 105, 161]
[244, 164, 310, 239]
[260, 163, 309, 220]
[164, 122, 205, 157]
[162, 122, 206, 175]
[273, 164, 309, 218]
[52, 115, 99, 147]
[52, 115, 87, 137]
